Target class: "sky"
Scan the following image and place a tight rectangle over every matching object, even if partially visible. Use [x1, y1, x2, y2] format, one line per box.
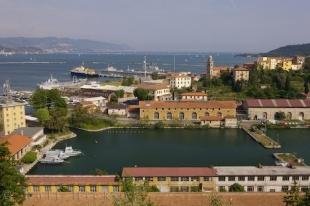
[0, 0, 310, 52]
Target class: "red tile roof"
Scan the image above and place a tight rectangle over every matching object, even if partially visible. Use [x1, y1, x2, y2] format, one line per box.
[139, 100, 236, 109]
[0, 135, 32, 155]
[26, 175, 117, 185]
[122, 167, 216, 177]
[244, 99, 310, 108]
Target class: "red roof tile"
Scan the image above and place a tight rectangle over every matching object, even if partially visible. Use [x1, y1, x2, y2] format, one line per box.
[0, 135, 32, 155]
[244, 99, 310, 108]
[139, 100, 237, 109]
[26, 175, 117, 185]
[122, 167, 216, 177]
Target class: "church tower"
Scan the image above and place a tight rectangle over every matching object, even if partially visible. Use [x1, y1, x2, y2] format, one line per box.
[206, 55, 214, 77]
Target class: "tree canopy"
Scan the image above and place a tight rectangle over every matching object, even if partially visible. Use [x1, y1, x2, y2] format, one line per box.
[0, 143, 27, 206]
[134, 88, 152, 101]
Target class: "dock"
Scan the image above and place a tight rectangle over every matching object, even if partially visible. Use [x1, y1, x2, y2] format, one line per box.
[273, 153, 306, 166]
[241, 126, 281, 149]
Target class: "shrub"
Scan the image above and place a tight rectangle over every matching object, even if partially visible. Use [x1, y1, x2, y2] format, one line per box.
[229, 183, 245, 192]
[58, 185, 70, 192]
[21, 151, 37, 164]
[153, 121, 164, 129]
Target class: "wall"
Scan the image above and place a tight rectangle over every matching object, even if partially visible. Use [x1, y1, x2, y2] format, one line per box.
[0, 104, 26, 135]
[247, 107, 310, 121]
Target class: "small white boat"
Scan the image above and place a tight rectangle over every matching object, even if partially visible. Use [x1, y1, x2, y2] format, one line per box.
[64, 146, 82, 156]
[275, 161, 288, 167]
[40, 156, 64, 164]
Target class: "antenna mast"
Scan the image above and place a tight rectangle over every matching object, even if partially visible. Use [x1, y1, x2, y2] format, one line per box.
[173, 55, 176, 72]
[144, 56, 147, 78]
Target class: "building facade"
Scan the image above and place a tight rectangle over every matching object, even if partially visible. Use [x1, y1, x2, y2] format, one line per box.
[206, 55, 230, 79]
[122, 167, 216, 192]
[168, 73, 192, 89]
[214, 166, 310, 193]
[26, 175, 119, 193]
[139, 101, 237, 122]
[0, 101, 26, 135]
[243, 99, 310, 121]
[13, 127, 47, 146]
[180, 92, 208, 101]
[257, 56, 304, 71]
[233, 68, 250, 82]
[137, 83, 172, 101]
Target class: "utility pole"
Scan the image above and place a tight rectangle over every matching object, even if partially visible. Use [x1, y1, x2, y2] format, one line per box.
[144, 56, 147, 78]
[173, 55, 176, 73]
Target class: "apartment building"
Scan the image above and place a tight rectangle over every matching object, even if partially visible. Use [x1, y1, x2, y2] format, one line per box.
[180, 92, 208, 101]
[233, 67, 250, 82]
[214, 166, 310, 193]
[257, 56, 305, 71]
[122, 167, 217, 192]
[168, 73, 192, 89]
[137, 83, 172, 101]
[0, 101, 26, 135]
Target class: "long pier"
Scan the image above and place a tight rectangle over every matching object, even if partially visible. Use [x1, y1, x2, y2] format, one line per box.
[241, 126, 281, 149]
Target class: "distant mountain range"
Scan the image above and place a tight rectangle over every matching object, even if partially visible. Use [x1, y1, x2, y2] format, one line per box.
[0, 37, 131, 54]
[237, 43, 310, 57]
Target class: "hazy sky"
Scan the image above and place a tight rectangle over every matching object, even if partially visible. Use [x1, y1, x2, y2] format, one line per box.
[1, 0, 310, 52]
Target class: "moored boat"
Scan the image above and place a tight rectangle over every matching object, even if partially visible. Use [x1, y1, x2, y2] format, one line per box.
[70, 66, 99, 78]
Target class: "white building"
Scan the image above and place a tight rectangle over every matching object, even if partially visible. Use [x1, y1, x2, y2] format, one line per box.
[168, 73, 192, 89]
[214, 166, 310, 193]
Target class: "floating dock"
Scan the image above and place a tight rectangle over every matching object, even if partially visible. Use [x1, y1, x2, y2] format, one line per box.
[273, 153, 306, 166]
[241, 126, 281, 149]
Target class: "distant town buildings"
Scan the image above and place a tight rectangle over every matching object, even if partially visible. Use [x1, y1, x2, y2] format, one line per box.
[0, 101, 26, 135]
[167, 72, 192, 89]
[206, 56, 230, 79]
[243, 99, 310, 121]
[233, 67, 250, 82]
[257, 56, 305, 71]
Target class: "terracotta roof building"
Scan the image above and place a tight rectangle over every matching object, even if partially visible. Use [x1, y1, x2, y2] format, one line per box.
[0, 134, 32, 160]
[26, 175, 119, 193]
[122, 167, 217, 192]
[243, 99, 310, 121]
[137, 83, 172, 101]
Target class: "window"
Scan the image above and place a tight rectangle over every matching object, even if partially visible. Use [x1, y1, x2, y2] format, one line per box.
[228, 176, 235, 181]
[217, 112, 222, 118]
[67, 186, 73, 192]
[158, 177, 166, 181]
[204, 177, 210, 181]
[170, 186, 179, 192]
[282, 186, 289, 192]
[301, 187, 309, 192]
[90, 185, 97, 192]
[238, 176, 245, 181]
[135, 177, 143, 181]
[181, 177, 189, 181]
[191, 177, 199, 181]
[257, 186, 264, 192]
[293, 176, 300, 181]
[270, 176, 277, 181]
[248, 176, 255, 181]
[44, 186, 51, 192]
[113, 186, 119, 192]
[180, 186, 189, 192]
[171, 177, 179, 181]
[247, 186, 254, 192]
[145, 177, 153, 182]
[167, 112, 172, 120]
[219, 186, 226, 192]
[302, 176, 309, 181]
[79, 186, 85, 192]
[192, 112, 197, 120]
[179, 112, 184, 120]
[219, 176, 226, 181]
[257, 176, 265, 181]
[154, 112, 159, 120]
[33, 186, 40, 192]
[282, 176, 290, 181]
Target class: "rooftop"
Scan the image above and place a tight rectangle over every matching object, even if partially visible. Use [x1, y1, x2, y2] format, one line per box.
[214, 166, 310, 176]
[122, 167, 217, 177]
[0, 101, 26, 108]
[180, 92, 208, 96]
[13, 127, 44, 138]
[26, 175, 117, 185]
[139, 100, 237, 109]
[244, 99, 310, 108]
[137, 83, 170, 90]
[0, 134, 32, 155]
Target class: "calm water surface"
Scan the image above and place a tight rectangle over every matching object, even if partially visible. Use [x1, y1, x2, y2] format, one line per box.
[29, 128, 285, 175]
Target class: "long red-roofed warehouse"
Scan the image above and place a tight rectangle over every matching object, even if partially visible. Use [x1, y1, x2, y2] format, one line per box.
[242, 99, 310, 121]
[122, 167, 217, 192]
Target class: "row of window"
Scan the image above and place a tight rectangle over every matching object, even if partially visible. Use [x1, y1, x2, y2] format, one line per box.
[31, 185, 119, 192]
[154, 112, 223, 120]
[218, 175, 310, 182]
[218, 186, 309, 193]
[133, 176, 211, 182]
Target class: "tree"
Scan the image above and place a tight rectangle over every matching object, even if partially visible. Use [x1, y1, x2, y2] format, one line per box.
[304, 57, 310, 72]
[0, 143, 27, 206]
[115, 90, 125, 98]
[36, 108, 50, 124]
[229, 183, 244, 192]
[134, 88, 151, 101]
[208, 192, 226, 206]
[283, 181, 302, 206]
[122, 77, 134, 86]
[21, 151, 37, 164]
[299, 190, 310, 206]
[113, 178, 155, 206]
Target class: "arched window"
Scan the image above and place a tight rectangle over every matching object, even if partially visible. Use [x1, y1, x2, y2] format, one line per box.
[299, 112, 304, 121]
[154, 112, 159, 120]
[205, 112, 210, 117]
[167, 112, 172, 120]
[263, 112, 268, 120]
[179, 112, 184, 120]
[287, 112, 292, 120]
[192, 112, 197, 120]
[217, 112, 222, 118]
